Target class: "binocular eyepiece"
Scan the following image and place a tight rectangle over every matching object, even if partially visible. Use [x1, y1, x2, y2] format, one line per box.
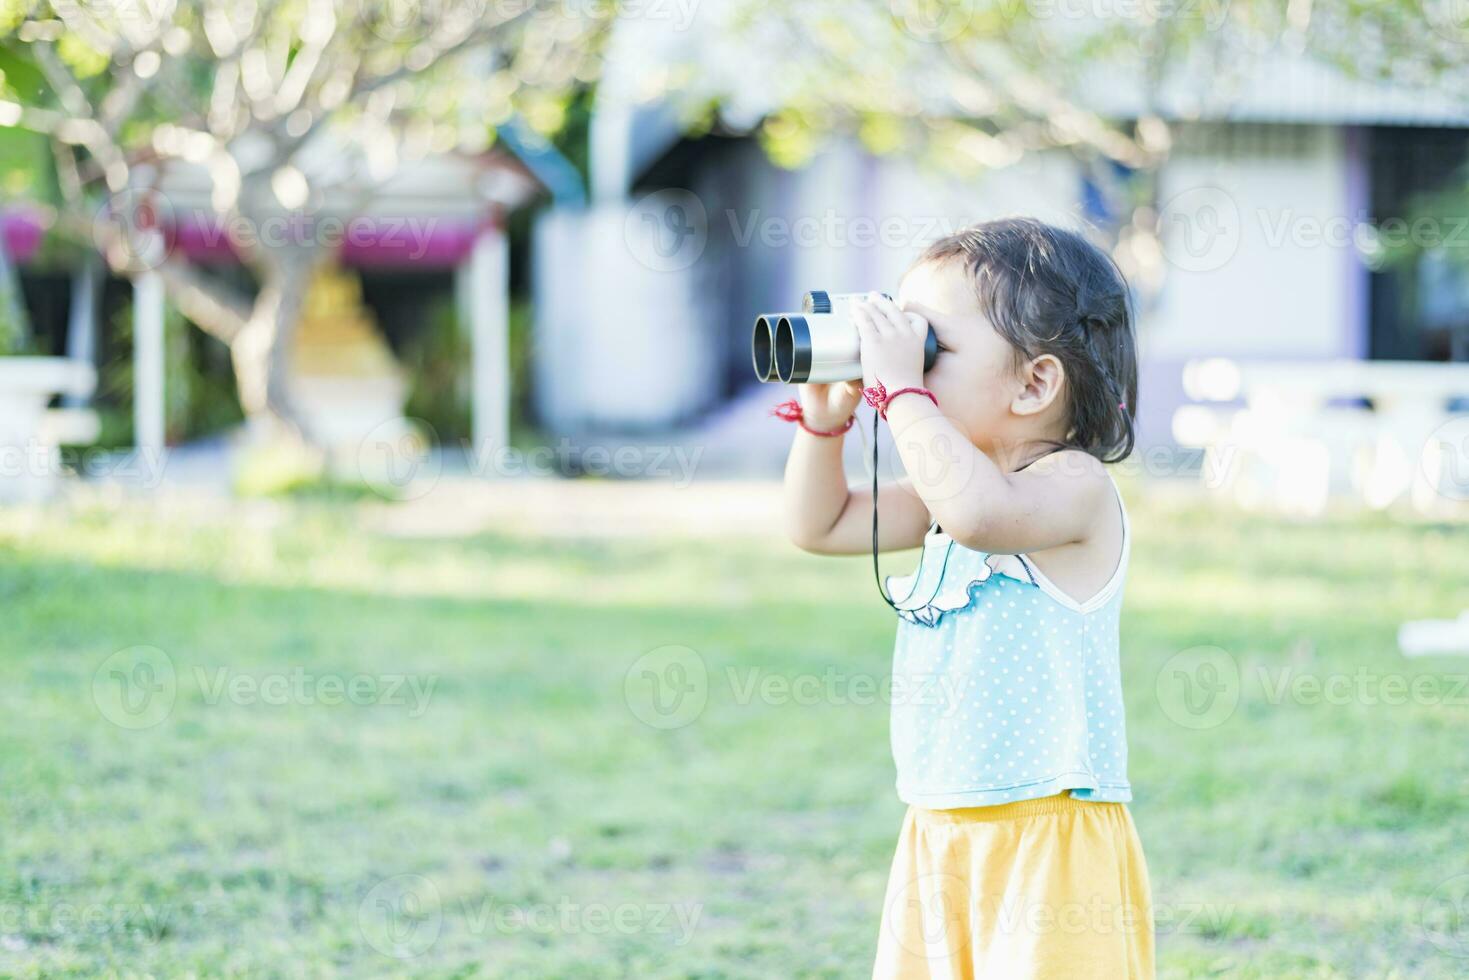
[752, 290, 938, 384]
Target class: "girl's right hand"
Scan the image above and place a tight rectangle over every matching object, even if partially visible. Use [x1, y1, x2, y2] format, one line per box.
[798, 381, 862, 432]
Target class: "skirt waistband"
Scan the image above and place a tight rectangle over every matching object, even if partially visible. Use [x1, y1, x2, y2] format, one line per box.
[911, 792, 1125, 824]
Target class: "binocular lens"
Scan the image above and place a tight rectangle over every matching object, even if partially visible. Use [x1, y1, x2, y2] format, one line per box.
[752, 316, 777, 382]
[774, 316, 806, 385]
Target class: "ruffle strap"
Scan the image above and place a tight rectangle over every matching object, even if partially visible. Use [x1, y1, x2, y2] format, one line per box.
[884, 532, 1037, 628]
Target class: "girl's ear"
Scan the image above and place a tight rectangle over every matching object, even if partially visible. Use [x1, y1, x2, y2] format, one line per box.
[1010, 354, 1065, 417]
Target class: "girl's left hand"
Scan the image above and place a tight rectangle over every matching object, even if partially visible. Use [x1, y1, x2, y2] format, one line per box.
[852, 292, 928, 392]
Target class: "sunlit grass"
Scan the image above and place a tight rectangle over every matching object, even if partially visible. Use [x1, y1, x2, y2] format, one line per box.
[0, 491, 1466, 977]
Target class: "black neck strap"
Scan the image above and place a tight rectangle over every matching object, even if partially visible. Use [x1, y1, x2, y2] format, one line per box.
[871, 409, 898, 611]
[869, 417, 1066, 613]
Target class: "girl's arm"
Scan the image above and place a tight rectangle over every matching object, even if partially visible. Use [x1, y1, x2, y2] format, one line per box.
[883, 404, 1109, 555]
[855, 295, 1110, 555]
[783, 381, 933, 555]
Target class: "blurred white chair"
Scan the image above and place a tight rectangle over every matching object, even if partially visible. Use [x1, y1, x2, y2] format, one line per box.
[0, 357, 96, 501]
[1175, 358, 1469, 515]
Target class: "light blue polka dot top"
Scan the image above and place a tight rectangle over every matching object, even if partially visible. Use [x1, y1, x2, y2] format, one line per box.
[884, 478, 1132, 809]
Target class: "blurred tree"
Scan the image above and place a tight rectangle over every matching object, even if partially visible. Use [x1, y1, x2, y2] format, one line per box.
[0, 0, 612, 448]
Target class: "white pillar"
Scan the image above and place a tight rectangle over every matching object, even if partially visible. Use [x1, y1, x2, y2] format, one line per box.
[63, 259, 99, 407]
[468, 221, 510, 460]
[133, 271, 165, 456]
[589, 106, 633, 205]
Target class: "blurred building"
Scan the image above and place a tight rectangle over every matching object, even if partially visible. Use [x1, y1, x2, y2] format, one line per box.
[3, 14, 1468, 502]
[532, 17, 1469, 475]
[0, 139, 540, 478]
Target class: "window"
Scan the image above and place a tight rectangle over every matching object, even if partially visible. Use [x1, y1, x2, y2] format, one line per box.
[1367, 126, 1469, 362]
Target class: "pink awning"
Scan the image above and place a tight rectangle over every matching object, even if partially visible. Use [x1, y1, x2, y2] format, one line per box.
[2, 209, 47, 263]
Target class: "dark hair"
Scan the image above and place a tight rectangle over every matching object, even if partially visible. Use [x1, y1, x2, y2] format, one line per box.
[919, 218, 1138, 463]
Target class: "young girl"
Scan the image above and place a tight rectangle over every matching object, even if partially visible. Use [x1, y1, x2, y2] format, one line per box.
[780, 219, 1153, 979]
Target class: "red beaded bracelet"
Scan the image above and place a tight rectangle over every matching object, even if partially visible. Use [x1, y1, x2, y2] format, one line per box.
[861, 380, 939, 420]
[771, 399, 855, 437]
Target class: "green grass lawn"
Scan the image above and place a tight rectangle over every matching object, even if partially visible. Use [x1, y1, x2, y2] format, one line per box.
[1, 490, 1467, 978]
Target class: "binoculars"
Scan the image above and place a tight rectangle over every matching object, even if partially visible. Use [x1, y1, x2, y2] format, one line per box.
[751, 290, 938, 384]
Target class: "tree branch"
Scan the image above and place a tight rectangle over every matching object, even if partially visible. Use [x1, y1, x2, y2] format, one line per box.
[948, 43, 1154, 169]
[153, 255, 253, 343]
[31, 42, 94, 119]
[31, 42, 134, 186]
[50, 207, 254, 343]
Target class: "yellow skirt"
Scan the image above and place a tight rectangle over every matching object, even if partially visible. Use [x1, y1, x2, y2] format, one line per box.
[873, 794, 1154, 980]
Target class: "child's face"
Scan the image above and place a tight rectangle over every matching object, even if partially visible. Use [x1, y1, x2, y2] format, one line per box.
[896, 258, 1042, 456]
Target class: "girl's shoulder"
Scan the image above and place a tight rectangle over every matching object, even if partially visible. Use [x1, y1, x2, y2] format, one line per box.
[1021, 447, 1109, 481]
[1021, 450, 1127, 606]
[1019, 448, 1117, 525]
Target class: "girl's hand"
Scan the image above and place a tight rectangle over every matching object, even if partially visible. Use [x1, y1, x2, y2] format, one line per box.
[797, 380, 862, 431]
[852, 292, 928, 392]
